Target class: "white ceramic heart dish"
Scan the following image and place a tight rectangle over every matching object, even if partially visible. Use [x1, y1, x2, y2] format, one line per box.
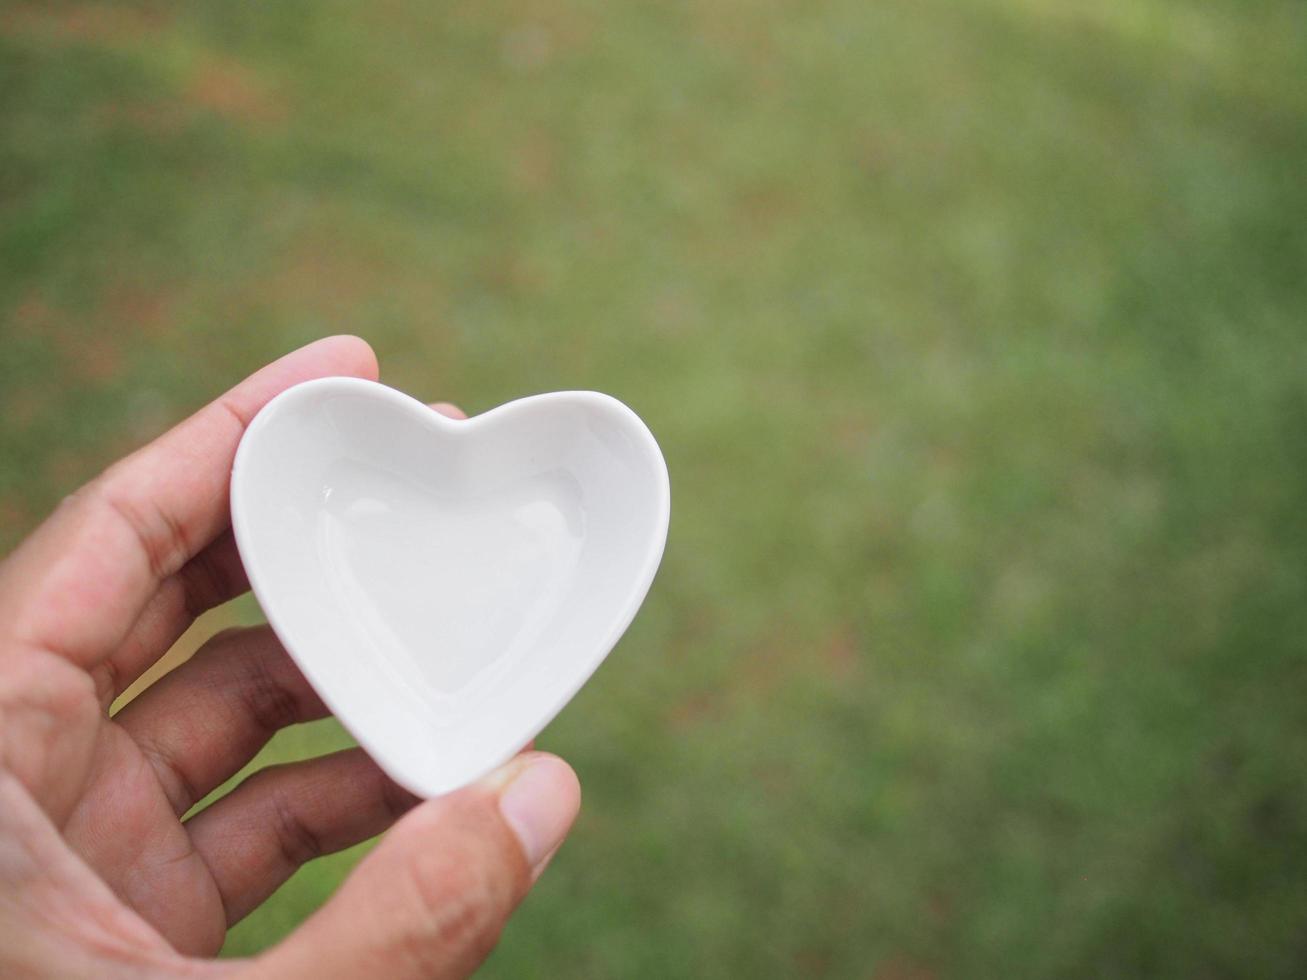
[230, 378, 670, 796]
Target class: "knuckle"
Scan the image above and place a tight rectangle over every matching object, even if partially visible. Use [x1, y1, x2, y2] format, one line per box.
[238, 655, 302, 734]
[212, 630, 304, 735]
[135, 735, 200, 812]
[93, 474, 191, 582]
[179, 548, 239, 618]
[248, 767, 326, 869]
[397, 839, 513, 971]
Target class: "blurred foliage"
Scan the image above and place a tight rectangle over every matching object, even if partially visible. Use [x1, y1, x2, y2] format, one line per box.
[3, 0, 1307, 976]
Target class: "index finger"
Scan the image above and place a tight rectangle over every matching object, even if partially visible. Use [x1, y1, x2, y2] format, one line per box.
[0, 335, 379, 671]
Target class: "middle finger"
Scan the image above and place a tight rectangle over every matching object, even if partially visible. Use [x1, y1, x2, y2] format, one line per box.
[115, 625, 327, 814]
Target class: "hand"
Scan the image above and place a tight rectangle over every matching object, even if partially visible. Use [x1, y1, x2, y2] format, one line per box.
[0, 337, 581, 978]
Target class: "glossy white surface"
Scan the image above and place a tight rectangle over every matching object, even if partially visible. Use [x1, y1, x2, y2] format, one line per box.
[230, 379, 670, 796]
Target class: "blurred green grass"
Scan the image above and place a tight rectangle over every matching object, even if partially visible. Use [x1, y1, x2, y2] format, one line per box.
[3, 0, 1307, 975]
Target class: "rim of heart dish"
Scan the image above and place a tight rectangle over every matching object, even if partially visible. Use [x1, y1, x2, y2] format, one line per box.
[229, 377, 671, 795]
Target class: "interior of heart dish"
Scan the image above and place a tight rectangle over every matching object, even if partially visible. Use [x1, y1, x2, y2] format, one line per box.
[316, 457, 586, 710]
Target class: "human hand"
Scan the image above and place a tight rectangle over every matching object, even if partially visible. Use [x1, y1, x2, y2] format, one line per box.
[0, 336, 581, 978]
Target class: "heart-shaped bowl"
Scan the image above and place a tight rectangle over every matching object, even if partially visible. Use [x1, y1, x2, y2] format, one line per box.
[230, 378, 669, 796]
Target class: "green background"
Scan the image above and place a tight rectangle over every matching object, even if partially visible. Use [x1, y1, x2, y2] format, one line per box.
[3, 0, 1307, 975]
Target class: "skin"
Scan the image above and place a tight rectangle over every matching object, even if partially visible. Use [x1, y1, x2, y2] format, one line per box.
[0, 336, 581, 978]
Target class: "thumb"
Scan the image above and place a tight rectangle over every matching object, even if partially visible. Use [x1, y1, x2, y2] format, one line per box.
[250, 753, 581, 980]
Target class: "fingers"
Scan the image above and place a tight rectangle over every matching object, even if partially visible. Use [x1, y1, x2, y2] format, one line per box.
[115, 626, 327, 814]
[0, 335, 379, 673]
[431, 401, 468, 420]
[253, 754, 580, 980]
[95, 530, 248, 705]
[185, 749, 418, 926]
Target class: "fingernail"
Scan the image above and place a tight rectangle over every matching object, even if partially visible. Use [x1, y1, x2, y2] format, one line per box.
[496, 754, 580, 870]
